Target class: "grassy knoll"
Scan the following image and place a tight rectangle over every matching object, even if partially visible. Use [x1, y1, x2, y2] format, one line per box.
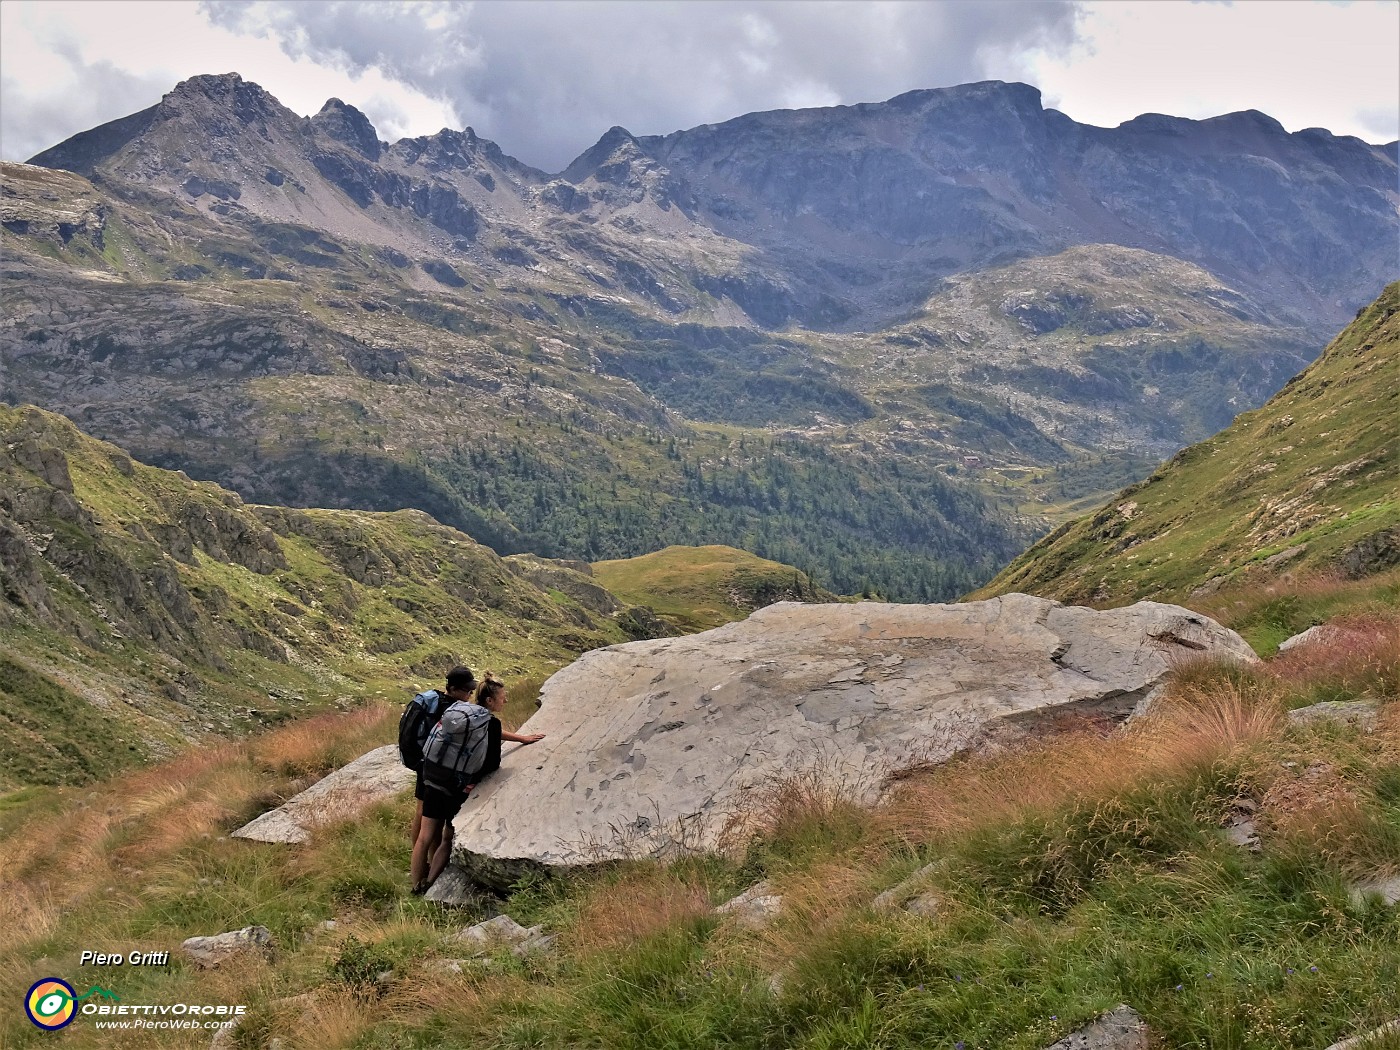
[592, 545, 837, 632]
[974, 283, 1399, 607]
[2, 582, 1396, 1049]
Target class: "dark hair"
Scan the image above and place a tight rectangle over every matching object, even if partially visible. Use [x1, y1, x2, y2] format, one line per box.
[445, 665, 476, 692]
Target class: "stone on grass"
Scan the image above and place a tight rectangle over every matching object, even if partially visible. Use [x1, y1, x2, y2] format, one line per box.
[1325, 1019, 1400, 1050]
[904, 894, 940, 918]
[717, 881, 783, 928]
[1287, 700, 1379, 731]
[181, 925, 272, 969]
[231, 745, 413, 844]
[425, 864, 486, 907]
[1277, 625, 1336, 653]
[872, 863, 942, 915]
[451, 597, 1255, 888]
[1348, 876, 1400, 909]
[1043, 1005, 1151, 1050]
[450, 914, 554, 958]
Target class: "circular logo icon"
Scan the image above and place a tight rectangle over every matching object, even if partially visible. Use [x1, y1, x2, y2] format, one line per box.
[25, 978, 77, 1030]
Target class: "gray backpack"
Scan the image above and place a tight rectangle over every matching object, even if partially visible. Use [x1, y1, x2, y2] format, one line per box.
[421, 701, 492, 793]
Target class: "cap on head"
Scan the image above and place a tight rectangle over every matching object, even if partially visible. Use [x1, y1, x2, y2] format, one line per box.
[445, 665, 476, 692]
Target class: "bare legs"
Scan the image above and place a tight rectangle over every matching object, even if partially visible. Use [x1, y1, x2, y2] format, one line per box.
[410, 815, 455, 892]
[428, 821, 454, 885]
[411, 817, 441, 892]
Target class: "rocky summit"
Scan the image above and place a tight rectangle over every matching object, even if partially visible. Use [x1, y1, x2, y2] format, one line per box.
[450, 594, 1255, 887]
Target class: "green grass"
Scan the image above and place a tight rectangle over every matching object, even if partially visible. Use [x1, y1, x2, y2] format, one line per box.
[975, 283, 1400, 607]
[593, 544, 834, 632]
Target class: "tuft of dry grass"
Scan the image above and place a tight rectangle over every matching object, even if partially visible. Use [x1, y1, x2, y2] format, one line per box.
[250, 703, 397, 776]
[563, 866, 714, 954]
[1266, 612, 1400, 702]
[872, 660, 1285, 857]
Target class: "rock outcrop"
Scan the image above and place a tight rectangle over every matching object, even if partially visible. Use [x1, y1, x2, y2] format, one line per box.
[449, 595, 1255, 887]
[231, 745, 412, 844]
[1043, 1005, 1151, 1050]
[180, 925, 273, 968]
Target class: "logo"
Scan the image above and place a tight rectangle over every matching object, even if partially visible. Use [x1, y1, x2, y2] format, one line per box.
[25, 978, 77, 1030]
[24, 981, 122, 1030]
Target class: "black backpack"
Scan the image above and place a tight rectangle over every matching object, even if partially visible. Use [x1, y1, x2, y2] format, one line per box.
[420, 701, 493, 793]
[397, 689, 446, 771]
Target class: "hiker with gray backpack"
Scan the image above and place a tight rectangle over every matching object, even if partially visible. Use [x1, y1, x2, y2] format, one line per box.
[408, 670, 544, 894]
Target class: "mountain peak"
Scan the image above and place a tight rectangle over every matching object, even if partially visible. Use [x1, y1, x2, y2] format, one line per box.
[561, 125, 645, 183]
[310, 98, 382, 160]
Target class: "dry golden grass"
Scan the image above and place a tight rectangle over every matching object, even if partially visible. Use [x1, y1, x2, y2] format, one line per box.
[0, 703, 395, 961]
[562, 867, 714, 954]
[249, 703, 397, 775]
[871, 663, 1285, 856]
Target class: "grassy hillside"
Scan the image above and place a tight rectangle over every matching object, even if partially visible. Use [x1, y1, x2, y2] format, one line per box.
[1, 577, 1396, 1049]
[975, 283, 1399, 608]
[0, 404, 638, 787]
[592, 545, 837, 632]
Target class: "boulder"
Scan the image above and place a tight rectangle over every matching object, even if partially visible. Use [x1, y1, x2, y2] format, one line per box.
[231, 745, 413, 844]
[1325, 1019, 1400, 1050]
[450, 596, 1255, 888]
[181, 925, 272, 968]
[1043, 1005, 1151, 1050]
[716, 881, 783, 929]
[1277, 625, 1336, 653]
[449, 914, 554, 958]
[1287, 700, 1379, 731]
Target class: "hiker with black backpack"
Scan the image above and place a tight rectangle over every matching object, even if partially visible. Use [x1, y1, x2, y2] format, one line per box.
[410, 672, 544, 894]
[398, 666, 472, 851]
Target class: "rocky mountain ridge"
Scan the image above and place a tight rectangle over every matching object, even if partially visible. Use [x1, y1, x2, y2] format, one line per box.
[4, 74, 1396, 601]
[29, 74, 1396, 335]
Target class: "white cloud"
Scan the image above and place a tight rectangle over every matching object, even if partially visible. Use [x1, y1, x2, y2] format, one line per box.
[0, 1, 456, 161]
[1020, 0, 1400, 142]
[2, 0, 1395, 171]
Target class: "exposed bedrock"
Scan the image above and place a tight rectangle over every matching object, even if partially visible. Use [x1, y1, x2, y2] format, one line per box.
[450, 594, 1255, 889]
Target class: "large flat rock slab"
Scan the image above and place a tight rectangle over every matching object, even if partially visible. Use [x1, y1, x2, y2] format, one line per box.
[232, 744, 413, 844]
[452, 596, 1254, 885]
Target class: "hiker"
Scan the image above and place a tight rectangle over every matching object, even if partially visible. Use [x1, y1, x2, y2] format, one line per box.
[400, 666, 473, 850]
[410, 673, 545, 894]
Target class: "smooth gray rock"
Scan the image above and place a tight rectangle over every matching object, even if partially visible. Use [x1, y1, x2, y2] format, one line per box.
[425, 864, 487, 907]
[1278, 625, 1335, 652]
[1287, 700, 1379, 731]
[1325, 1019, 1400, 1050]
[1348, 877, 1400, 908]
[181, 925, 272, 968]
[717, 881, 783, 928]
[231, 745, 413, 844]
[1043, 1005, 1151, 1050]
[451, 596, 1255, 886]
[449, 914, 554, 958]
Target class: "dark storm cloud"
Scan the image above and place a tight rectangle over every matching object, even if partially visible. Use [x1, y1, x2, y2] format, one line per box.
[202, 0, 1080, 172]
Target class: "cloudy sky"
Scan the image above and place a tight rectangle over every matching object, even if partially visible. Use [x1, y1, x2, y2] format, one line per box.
[2, 1, 1396, 173]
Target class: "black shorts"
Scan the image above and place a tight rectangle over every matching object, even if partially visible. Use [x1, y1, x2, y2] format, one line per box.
[420, 781, 466, 822]
[414, 768, 425, 801]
